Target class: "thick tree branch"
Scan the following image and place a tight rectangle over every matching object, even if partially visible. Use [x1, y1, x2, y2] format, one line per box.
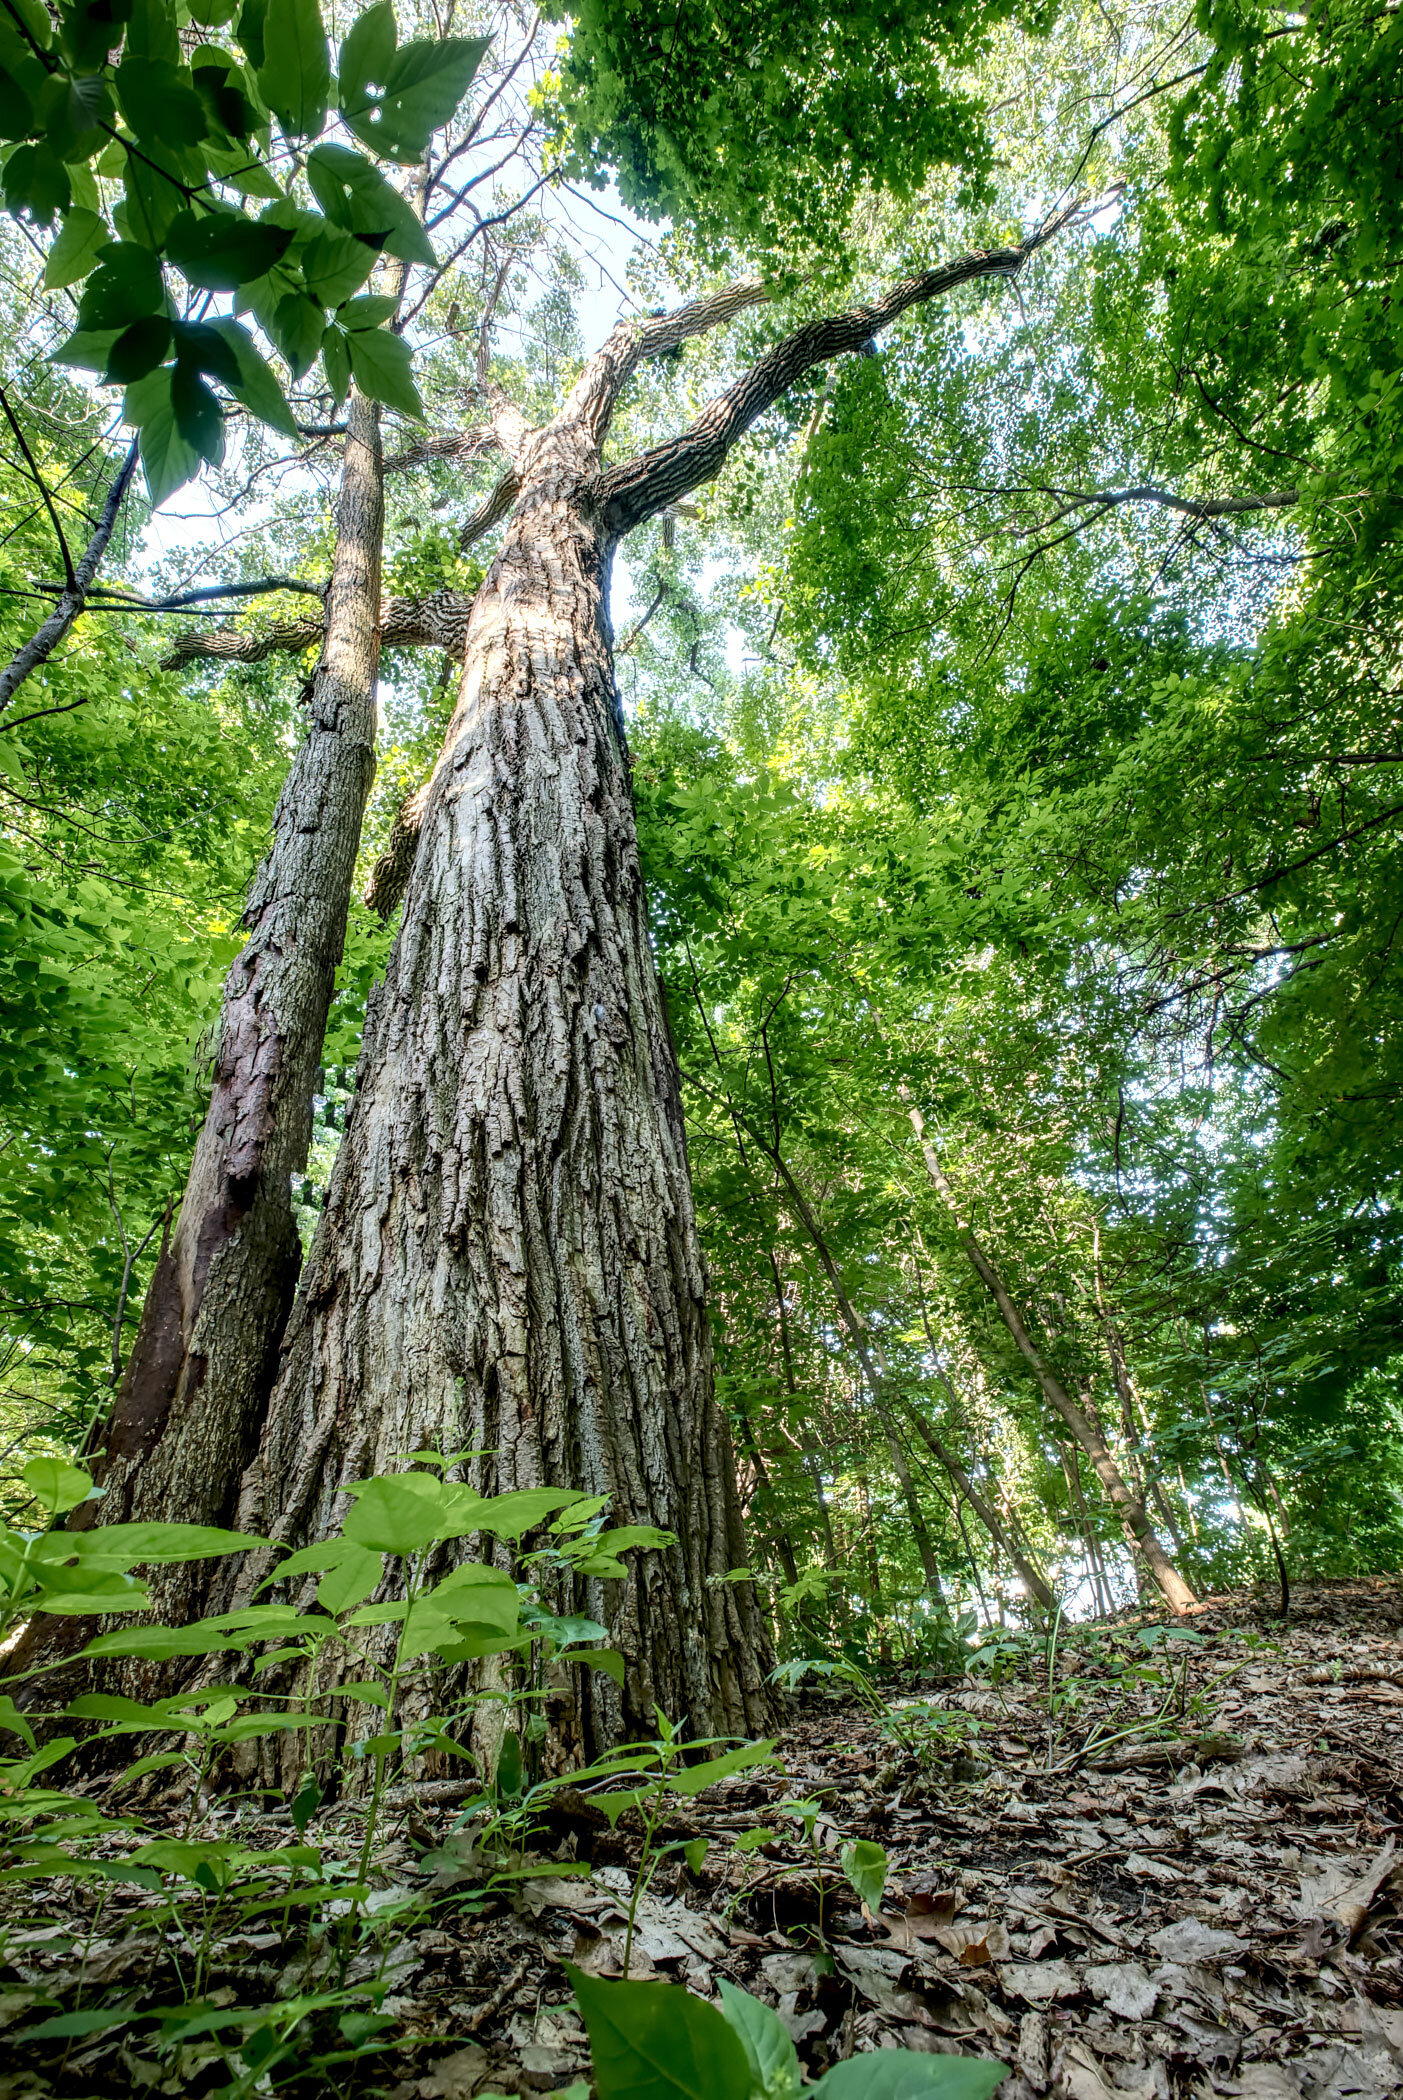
[598, 213, 1094, 538]
[160, 589, 475, 670]
[383, 425, 502, 472]
[0, 439, 139, 717]
[459, 466, 519, 550]
[563, 277, 770, 452]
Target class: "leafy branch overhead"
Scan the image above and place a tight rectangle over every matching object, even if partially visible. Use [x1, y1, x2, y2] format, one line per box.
[0, 0, 488, 500]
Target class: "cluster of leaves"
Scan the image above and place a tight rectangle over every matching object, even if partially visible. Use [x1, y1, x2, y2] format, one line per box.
[1, 0, 488, 497]
[0, 1451, 1003, 2098]
[545, 0, 1056, 266]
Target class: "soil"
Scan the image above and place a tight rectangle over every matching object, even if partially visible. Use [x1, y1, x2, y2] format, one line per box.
[2, 1578, 1401, 2100]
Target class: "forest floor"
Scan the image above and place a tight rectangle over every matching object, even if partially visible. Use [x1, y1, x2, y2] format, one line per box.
[2, 1578, 1402, 2098]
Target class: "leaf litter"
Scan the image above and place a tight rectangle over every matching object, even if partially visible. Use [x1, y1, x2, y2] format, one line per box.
[1, 1578, 1401, 2098]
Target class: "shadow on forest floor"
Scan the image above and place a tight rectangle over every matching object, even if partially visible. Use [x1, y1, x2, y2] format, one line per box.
[3, 1578, 1401, 2099]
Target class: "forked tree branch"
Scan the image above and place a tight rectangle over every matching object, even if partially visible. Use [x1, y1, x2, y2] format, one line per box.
[598, 205, 1099, 537]
[564, 277, 770, 450]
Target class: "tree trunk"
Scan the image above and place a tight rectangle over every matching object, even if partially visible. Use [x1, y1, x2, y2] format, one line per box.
[231, 428, 774, 1757]
[908, 1108, 1197, 1616]
[86, 392, 385, 1570]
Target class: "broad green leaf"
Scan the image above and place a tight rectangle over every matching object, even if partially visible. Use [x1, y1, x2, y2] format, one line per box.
[103, 315, 172, 384]
[337, 0, 395, 113]
[115, 57, 208, 146]
[75, 242, 163, 332]
[166, 208, 293, 289]
[452, 1486, 585, 1542]
[16, 2005, 152, 2040]
[301, 225, 379, 305]
[315, 1541, 383, 1615]
[258, 0, 330, 140]
[342, 1473, 444, 1554]
[206, 317, 297, 435]
[496, 1729, 523, 1796]
[840, 1838, 888, 1912]
[122, 143, 190, 247]
[570, 1647, 627, 1685]
[716, 1982, 801, 2100]
[3, 141, 70, 224]
[61, 1521, 272, 1566]
[51, 325, 122, 370]
[305, 141, 434, 265]
[321, 319, 350, 403]
[340, 291, 398, 329]
[269, 289, 326, 379]
[666, 1739, 779, 1797]
[812, 2056, 1007, 2100]
[43, 205, 104, 287]
[0, 1696, 35, 1748]
[567, 1967, 752, 2100]
[22, 1454, 92, 1514]
[342, 32, 489, 161]
[33, 1585, 153, 1615]
[424, 1561, 519, 1626]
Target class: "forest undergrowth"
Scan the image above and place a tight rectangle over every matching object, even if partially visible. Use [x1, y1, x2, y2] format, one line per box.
[2, 1580, 1399, 2100]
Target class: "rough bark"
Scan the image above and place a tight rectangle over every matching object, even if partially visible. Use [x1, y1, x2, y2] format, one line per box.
[232, 389, 776, 1757]
[84, 391, 386, 1573]
[908, 1107, 1197, 1615]
[159, 587, 472, 671]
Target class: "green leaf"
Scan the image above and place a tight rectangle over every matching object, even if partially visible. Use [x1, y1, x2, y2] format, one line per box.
[682, 1837, 709, 1874]
[337, 0, 395, 112]
[22, 1455, 92, 1514]
[0, 1695, 36, 1748]
[74, 1521, 272, 1565]
[236, 0, 268, 67]
[300, 225, 379, 305]
[115, 57, 208, 146]
[342, 32, 489, 162]
[76, 242, 164, 332]
[289, 1772, 322, 1835]
[840, 1838, 888, 1913]
[258, 0, 330, 140]
[340, 291, 398, 330]
[341, 1473, 445, 1555]
[102, 315, 171, 383]
[43, 206, 105, 288]
[166, 209, 293, 289]
[122, 142, 190, 247]
[205, 317, 297, 435]
[495, 1729, 523, 1796]
[570, 1647, 627, 1685]
[269, 289, 325, 379]
[172, 318, 243, 388]
[811, 2057, 1008, 2100]
[666, 1740, 779, 1798]
[716, 1982, 801, 2100]
[5, 142, 71, 225]
[16, 2005, 151, 2041]
[453, 1486, 584, 1541]
[315, 1540, 382, 1614]
[305, 141, 434, 265]
[567, 1967, 753, 2100]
